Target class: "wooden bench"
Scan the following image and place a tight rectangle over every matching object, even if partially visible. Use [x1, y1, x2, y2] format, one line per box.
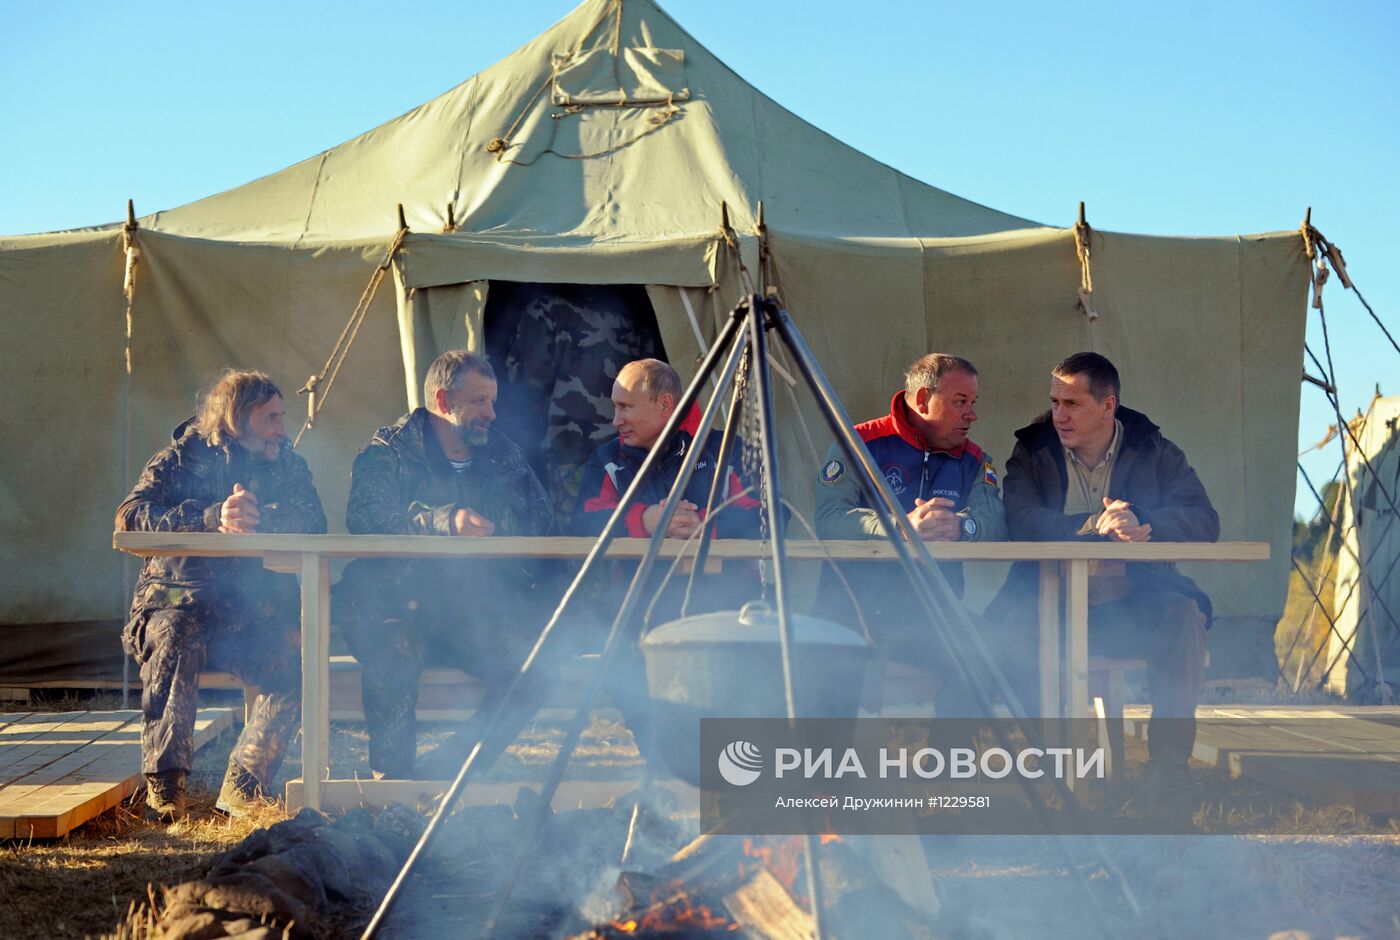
[1089, 651, 1210, 782]
[1089, 656, 1143, 782]
[326, 656, 593, 721]
[111, 532, 1268, 811]
[196, 672, 260, 725]
[1, 673, 260, 726]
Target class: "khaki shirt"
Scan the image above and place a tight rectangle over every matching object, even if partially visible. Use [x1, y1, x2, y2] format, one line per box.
[1063, 419, 1131, 604]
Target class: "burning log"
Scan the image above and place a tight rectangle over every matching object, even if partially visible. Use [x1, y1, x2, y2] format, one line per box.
[577, 832, 943, 939]
[724, 869, 815, 940]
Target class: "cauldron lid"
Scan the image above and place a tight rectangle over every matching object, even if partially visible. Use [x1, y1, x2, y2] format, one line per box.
[641, 600, 869, 649]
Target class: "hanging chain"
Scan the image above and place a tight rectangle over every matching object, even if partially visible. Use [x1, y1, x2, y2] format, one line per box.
[735, 339, 771, 598]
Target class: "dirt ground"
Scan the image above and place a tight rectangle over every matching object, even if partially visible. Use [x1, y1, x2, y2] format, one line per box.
[5, 689, 1400, 939]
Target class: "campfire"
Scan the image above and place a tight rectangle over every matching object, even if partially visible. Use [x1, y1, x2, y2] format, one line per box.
[571, 829, 936, 939]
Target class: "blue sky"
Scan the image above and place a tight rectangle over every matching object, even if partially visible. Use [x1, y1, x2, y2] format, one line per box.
[3, 0, 1396, 516]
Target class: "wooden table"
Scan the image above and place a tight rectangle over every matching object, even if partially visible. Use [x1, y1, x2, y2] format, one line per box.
[113, 532, 1267, 810]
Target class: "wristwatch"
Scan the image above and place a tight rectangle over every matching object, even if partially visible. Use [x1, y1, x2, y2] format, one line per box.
[960, 515, 978, 541]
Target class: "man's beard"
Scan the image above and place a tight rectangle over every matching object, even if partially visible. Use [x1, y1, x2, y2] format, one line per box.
[239, 433, 282, 461]
[454, 419, 489, 447]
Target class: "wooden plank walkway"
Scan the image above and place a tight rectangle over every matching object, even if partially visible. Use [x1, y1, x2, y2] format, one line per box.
[0, 708, 233, 838]
[1124, 705, 1400, 813]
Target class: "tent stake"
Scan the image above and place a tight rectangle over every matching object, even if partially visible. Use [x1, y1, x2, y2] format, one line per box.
[396, 203, 408, 231]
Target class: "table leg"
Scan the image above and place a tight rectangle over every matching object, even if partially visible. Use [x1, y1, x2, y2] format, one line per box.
[1065, 559, 1091, 774]
[1037, 561, 1061, 723]
[300, 553, 330, 811]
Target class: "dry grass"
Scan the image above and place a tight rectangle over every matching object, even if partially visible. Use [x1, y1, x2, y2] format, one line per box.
[0, 689, 645, 939]
[0, 700, 289, 939]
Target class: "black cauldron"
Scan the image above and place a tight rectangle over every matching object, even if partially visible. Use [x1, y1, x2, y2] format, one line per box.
[640, 600, 873, 784]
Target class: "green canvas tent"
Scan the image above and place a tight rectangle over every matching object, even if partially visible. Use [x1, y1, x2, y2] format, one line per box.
[1328, 395, 1400, 697]
[0, 0, 1309, 684]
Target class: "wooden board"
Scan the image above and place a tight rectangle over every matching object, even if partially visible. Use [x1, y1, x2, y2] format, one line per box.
[1124, 705, 1400, 814]
[0, 708, 234, 838]
[325, 657, 952, 722]
[285, 776, 696, 814]
[114, 531, 1270, 564]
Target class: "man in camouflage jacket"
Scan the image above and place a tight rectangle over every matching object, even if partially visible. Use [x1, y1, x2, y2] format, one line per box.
[117, 371, 326, 819]
[335, 351, 556, 779]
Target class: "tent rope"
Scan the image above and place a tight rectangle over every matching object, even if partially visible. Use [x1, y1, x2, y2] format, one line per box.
[1276, 458, 1346, 681]
[1073, 202, 1098, 346]
[487, 0, 614, 155]
[292, 225, 408, 447]
[1291, 555, 1368, 689]
[120, 200, 141, 711]
[1303, 220, 1400, 358]
[1297, 459, 1400, 683]
[1302, 228, 1398, 699]
[486, 0, 679, 164]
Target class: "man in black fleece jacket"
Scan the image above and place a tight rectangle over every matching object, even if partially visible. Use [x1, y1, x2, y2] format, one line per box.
[988, 352, 1218, 788]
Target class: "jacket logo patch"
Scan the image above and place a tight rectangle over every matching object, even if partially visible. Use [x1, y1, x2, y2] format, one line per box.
[884, 466, 907, 495]
[819, 459, 846, 486]
[983, 460, 998, 487]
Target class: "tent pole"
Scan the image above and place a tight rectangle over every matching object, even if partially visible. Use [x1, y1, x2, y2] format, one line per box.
[121, 199, 140, 711]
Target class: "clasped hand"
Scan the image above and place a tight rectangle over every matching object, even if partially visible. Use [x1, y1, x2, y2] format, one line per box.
[452, 507, 496, 537]
[1096, 497, 1151, 542]
[643, 498, 701, 538]
[906, 497, 960, 542]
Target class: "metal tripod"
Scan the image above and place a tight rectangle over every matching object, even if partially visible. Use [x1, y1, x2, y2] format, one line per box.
[361, 294, 1135, 940]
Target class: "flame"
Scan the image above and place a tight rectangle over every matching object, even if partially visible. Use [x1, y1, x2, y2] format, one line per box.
[606, 835, 836, 934]
[608, 877, 741, 935]
[741, 837, 802, 894]
[613, 901, 735, 933]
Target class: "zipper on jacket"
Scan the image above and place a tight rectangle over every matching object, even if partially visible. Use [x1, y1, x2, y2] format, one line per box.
[920, 452, 930, 501]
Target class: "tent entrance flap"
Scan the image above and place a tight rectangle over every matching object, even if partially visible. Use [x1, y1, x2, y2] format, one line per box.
[398, 281, 666, 527]
[395, 278, 489, 411]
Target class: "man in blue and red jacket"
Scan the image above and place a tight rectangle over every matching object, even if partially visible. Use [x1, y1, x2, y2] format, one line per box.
[815, 354, 1006, 708]
[573, 358, 761, 543]
[572, 358, 763, 756]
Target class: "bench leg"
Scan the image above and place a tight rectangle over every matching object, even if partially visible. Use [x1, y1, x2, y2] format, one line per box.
[1103, 670, 1127, 784]
[242, 685, 261, 726]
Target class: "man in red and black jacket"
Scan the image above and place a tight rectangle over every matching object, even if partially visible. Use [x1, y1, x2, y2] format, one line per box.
[573, 360, 761, 543]
[815, 353, 1006, 712]
[571, 358, 762, 757]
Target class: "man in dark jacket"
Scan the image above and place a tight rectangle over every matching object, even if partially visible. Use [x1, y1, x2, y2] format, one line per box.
[571, 358, 762, 756]
[117, 370, 327, 820]
[989, 352, 1217, 786]
[335, 350, 555, 779]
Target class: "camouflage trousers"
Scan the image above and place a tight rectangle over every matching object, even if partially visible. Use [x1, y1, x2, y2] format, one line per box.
[124, 606, 301, 785]
[341, 579, 555, 778]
